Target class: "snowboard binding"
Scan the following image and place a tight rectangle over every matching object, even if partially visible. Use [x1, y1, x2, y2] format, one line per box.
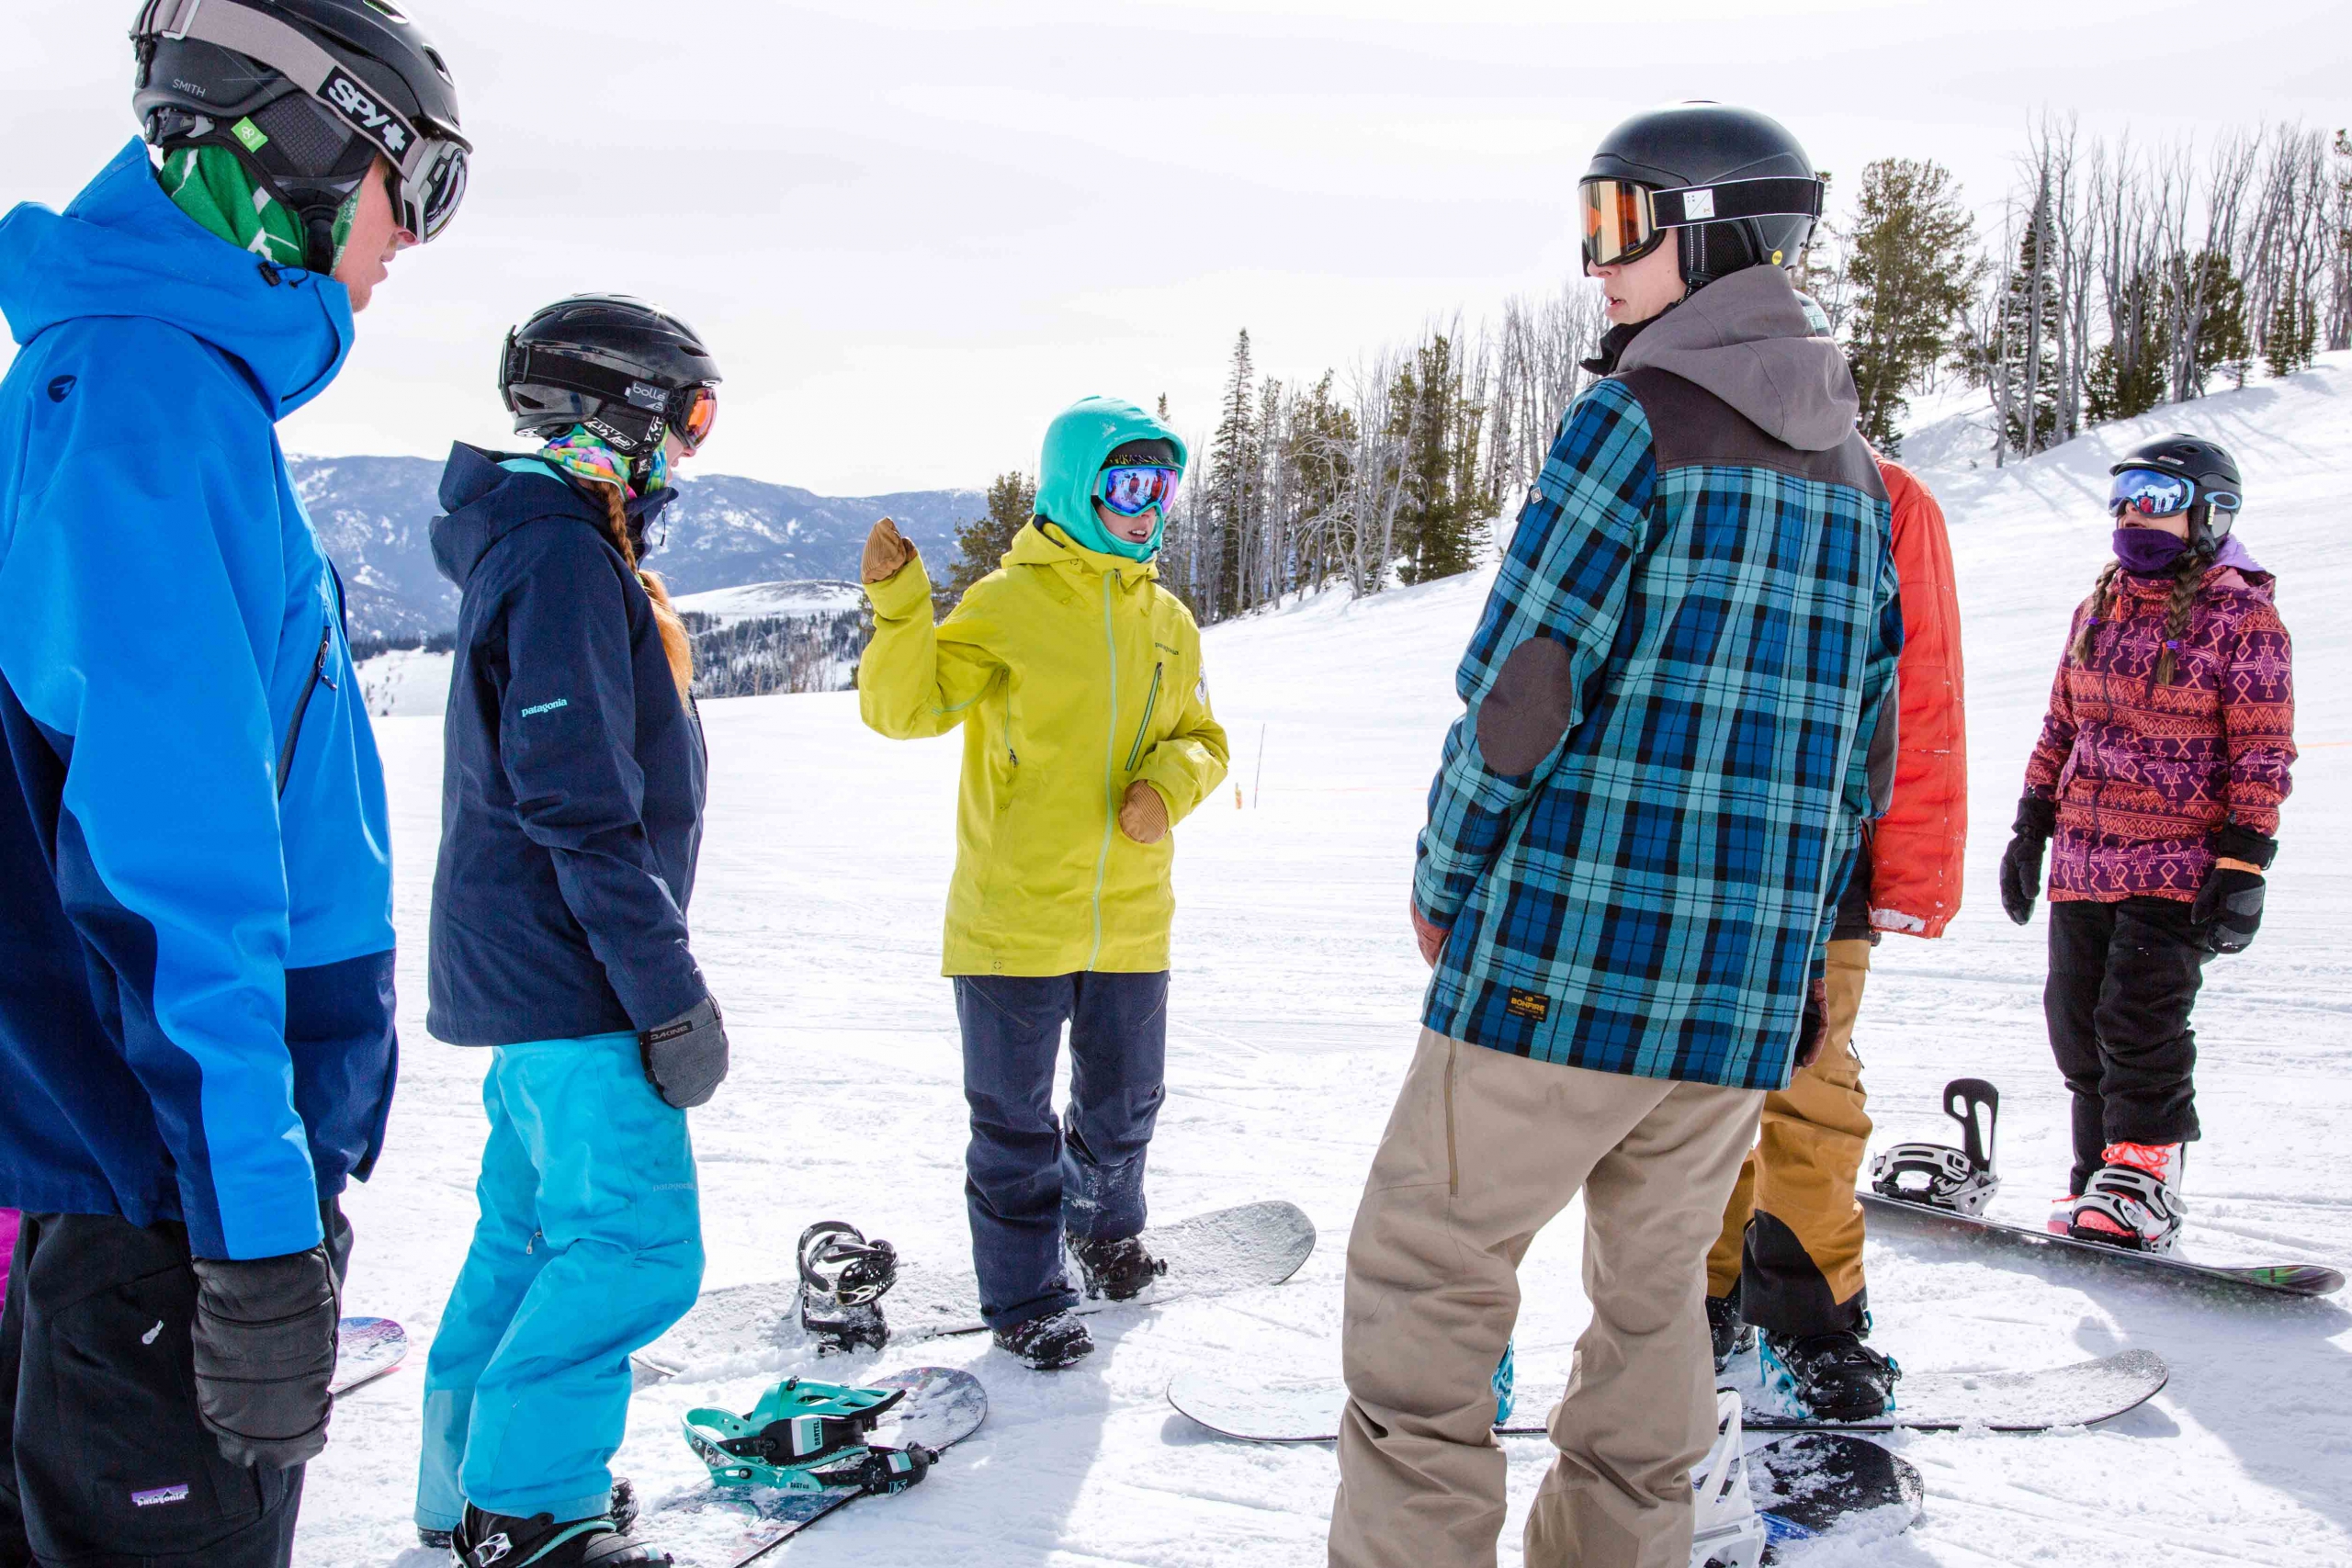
[1690, 1390, 1768, 1568]
[797, 1221, 899, 1354]
[1870, 1078, 2001, 1216]
[683, 1376, 934, 1496]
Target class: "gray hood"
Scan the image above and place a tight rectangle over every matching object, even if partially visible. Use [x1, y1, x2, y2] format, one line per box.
[1614, 267, 1859, 452]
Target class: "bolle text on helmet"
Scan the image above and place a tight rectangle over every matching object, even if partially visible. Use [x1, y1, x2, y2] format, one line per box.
[322, 68, 413, 158]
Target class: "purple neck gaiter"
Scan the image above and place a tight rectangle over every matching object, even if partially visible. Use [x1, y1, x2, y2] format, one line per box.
[2113, 527, 2188, 576]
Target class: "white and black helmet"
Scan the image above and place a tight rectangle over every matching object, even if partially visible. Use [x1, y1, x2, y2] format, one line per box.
[499, 295, 723, 466]
[132, 0, 469, 273]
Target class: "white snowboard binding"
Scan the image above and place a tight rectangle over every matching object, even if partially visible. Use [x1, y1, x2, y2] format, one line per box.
[1690, 1390, 1767, 1568]
[1870, 1078, 2001, 1216]
[2066, 1143, 2186, 1255]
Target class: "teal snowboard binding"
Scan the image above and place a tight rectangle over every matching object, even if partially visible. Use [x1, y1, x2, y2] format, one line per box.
[684, 1377, 933, 1496]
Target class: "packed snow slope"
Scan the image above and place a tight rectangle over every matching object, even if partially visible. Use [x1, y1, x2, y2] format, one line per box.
[306, 355, 2352, 1568]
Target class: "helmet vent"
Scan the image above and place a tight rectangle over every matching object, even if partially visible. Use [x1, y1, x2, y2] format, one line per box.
[423, 46, 452, 83]
[361, 1, 412, 21]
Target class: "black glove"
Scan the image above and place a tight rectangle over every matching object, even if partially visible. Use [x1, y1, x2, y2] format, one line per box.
[640, 995, 729, 1109]
[2195, 825, 2276, 954]
[190, 1245, 339, 1470]
[1795, 973, 1830, 1068]
[1999, 796, 2057, 926]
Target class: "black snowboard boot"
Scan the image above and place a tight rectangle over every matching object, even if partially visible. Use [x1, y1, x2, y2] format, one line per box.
[429, 1480, 637, 1554]
[993, 1309, 1094, 1371]
[1705, 1292, 1754, 1374]
[451, 1483, 668, 1567]
[1069, 1234, 1168, 1302]
[797, 1222, 898, 1354]
[1760, 1328, 1901, 1423]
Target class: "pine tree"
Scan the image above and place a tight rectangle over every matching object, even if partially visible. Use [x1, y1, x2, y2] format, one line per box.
[2086, 262, 2170, 424]
[937, 471, 1035, 617]
[1841, 159, 1983, 453]
[1994, 189, 2065, 457]
[2172, 250, 2250, 393]
[1205, 331, 1258, 621]
[2262, 276, 2319, 378]
[1390, 334, 1493, 585]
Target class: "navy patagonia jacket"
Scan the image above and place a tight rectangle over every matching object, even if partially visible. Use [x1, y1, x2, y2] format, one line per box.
[427, 445, 709, 1046]
[0, 143, 396, 1262]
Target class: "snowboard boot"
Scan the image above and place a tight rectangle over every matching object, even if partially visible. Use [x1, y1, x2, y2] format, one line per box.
[993, 1309, 1094, 1371]
[427, 1479, 637, 1554]
[1069, 1233, 1167, 1303]
[1706, 1291, 1754, 1374]
[2068, 1142, 2186, 1255]
[451, 1491, 669, 1567]
[1759, 1329, 1901, 1423]
[797, 1222, 899, 1354]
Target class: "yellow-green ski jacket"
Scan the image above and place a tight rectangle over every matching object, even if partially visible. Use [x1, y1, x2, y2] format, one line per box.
[859, 522, 1228, 976]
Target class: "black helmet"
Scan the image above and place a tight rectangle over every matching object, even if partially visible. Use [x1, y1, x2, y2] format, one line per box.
[1580, 102, 1823, 290]
[500, 296, 723, 474]
[131, 0, 469, 273]
[2110, 434, 2244, 546]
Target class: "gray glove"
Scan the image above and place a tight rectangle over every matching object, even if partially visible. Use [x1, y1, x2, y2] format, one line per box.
[190, 1246, 339, 1470]
[640, 995, 729, 1109]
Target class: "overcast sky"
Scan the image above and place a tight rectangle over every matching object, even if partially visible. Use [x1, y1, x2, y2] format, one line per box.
[4, 0, 2345, 495]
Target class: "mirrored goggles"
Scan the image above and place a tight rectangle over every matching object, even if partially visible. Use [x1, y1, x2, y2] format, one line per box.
[673, 384, 718, 454]
[397, 134, 469, 243]
[1581, 178, 1664, 268]
[1096, 465, 1180, 517]
[2109, 467, 2239, 519]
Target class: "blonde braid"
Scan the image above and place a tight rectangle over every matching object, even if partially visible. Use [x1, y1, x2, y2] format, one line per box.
[2070, 562, 2122, 668]
[597, 480, 696, 705]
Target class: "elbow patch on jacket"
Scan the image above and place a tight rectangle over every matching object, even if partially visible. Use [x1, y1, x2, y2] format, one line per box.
[1476, 637, 1575, 777]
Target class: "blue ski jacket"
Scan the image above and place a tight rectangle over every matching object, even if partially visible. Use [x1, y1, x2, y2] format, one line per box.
[0, 141, 396, 1262]
[425, 446, 709, 1047]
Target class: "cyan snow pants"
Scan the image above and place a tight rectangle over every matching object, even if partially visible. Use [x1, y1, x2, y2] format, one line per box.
[415, 1032, 702, 1532]
[954, 972, 1168, 1333]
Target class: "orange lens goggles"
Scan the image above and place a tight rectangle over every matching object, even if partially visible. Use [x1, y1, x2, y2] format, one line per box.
[1580, 178, 1664, 268]
[676, 385, 718, 453]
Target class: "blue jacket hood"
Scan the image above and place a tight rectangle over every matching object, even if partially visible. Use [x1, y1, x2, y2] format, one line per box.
[0, 140, 352, 418]
[432, 444, 682, 591]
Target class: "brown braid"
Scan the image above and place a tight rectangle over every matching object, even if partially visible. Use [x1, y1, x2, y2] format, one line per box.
[2069, 562, 2122, 667]
[2154, 543, 2214, 686]
[596, 480, 696, 705]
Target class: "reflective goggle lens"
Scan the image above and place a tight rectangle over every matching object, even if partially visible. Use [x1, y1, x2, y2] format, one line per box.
[1096, 466, 1180, 517]
[1580, 178, 1659, 267]
[2109, 468, 2195, 517]
[403, 144, 468, 243]
[676, 385, 718, 453]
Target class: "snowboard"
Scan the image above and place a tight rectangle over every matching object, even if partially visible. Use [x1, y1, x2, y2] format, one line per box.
[657, 1366, 987, 1568]
[331, 1315, 408, 1397]
[1167, 1347, 2166, 1438]
[635, 1200, 1315, 1385]
[1747, 1432, 1924, 1561]
[1860, 1190, 2346, 1299]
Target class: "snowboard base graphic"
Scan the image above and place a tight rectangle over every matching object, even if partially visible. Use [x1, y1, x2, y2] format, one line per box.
[331, 1316, 408, 1397]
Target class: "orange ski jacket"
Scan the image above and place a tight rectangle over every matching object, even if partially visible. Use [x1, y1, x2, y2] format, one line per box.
[1867, 458, 1967, 939]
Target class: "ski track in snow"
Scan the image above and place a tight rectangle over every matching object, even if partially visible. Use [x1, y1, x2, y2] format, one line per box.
[301, 357, 2352, 1567]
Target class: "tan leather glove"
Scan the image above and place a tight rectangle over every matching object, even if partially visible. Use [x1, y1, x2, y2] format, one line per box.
[862, 518, 917, 584]
[1119, 781, 1170, 845]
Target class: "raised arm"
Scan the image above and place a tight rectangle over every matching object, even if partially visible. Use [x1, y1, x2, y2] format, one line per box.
[857, 531, 1006, 740]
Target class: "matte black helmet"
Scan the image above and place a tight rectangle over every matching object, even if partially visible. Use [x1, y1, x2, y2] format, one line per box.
[2110, 434, 2244, 546]
[500, 296, 723, 468]
[1580, 102, 1823, 290]
[132, 0, 469, 273]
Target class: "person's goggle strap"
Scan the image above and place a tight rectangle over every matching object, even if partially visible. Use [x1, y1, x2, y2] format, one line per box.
[1095, 466, 1181, 518]
[1578, 175, 1824, 267]
[2109, 468, 2239, 519]
[503, 341, 720, 453]
[138, 0, 471, 243]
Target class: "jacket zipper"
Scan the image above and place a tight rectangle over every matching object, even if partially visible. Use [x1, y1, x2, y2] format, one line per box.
[1124, 662, 1164, 773]
[275, 626, 335, 799]
[1088, 572, 1120, 970]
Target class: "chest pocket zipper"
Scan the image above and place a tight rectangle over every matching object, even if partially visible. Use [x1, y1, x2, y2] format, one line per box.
[1124, 662, 1164, 773]
[275, 625, 336, 799]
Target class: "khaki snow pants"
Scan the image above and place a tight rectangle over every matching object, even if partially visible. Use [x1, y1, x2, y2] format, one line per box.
[1706, 941, 1873, 1335]
[1328, 1029, 1763, 1568]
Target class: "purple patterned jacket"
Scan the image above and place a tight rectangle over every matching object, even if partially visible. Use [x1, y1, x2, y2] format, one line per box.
[2024, 558, 2295, 902]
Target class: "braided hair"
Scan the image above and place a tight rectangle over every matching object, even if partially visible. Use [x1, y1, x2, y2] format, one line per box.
[2069, 562, 2123, 669]
[594, 481, 696, 705]
[2069, 546, 2213, 684]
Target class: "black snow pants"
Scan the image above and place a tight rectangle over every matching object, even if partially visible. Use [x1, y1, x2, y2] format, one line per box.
[2045, 897, 2208, 1195]
[0, 1204, 347, 1568]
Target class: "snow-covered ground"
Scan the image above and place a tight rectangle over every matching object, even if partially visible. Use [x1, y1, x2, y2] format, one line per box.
[356, 649, 456, 719]
[670, 579, 867, 626]
[304, 355, 2352, 1568]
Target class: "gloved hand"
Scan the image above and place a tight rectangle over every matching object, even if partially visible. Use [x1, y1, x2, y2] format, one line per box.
[1118, 780, 1169, 845]
[1795, 973, 1830, 1068]
[190, 1245, 339, 1470]
[1410, 900, 1449, 967]
[640, 995, 729, 1109]
[861, 518, 917, 585]
[1999, 795, 2058, 926]
[2195, 826, 2276, 954]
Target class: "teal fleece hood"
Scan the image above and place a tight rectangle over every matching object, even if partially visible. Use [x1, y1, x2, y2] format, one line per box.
[1035, 395, 1189, 561]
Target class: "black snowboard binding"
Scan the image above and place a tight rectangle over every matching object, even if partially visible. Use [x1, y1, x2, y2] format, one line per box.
[797, 1221, 899, 1354]
[1069, 1233, 1167, 1302]
[1761, 1328, 1902, 1423]
[451, 1478, 668, 1567]
[1870, 1078, 2001, 1216]
[424, 1479, 639, 1555]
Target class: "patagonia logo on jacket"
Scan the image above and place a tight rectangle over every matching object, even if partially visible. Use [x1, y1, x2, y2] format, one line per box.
[520, 698, 570, 718]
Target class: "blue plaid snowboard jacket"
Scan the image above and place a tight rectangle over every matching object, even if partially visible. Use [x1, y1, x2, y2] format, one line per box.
[1414, 274, 1900, 1092]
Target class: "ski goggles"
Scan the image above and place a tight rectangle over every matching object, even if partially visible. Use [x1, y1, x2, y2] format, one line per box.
[503, 337, 720, 455]
[1578, 175, 1826, 268]
[673, 383, 719, 454]
[140, 0, 472, 243]
[1095, 465, 1181, 517]
[2109, 467, 2239, 519]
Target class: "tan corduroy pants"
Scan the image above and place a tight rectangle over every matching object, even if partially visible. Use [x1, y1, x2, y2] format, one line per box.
[1328, 1029, 1764, 1568]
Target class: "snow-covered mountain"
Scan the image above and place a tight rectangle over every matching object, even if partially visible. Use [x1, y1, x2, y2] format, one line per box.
[291, 454, 978, 645]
